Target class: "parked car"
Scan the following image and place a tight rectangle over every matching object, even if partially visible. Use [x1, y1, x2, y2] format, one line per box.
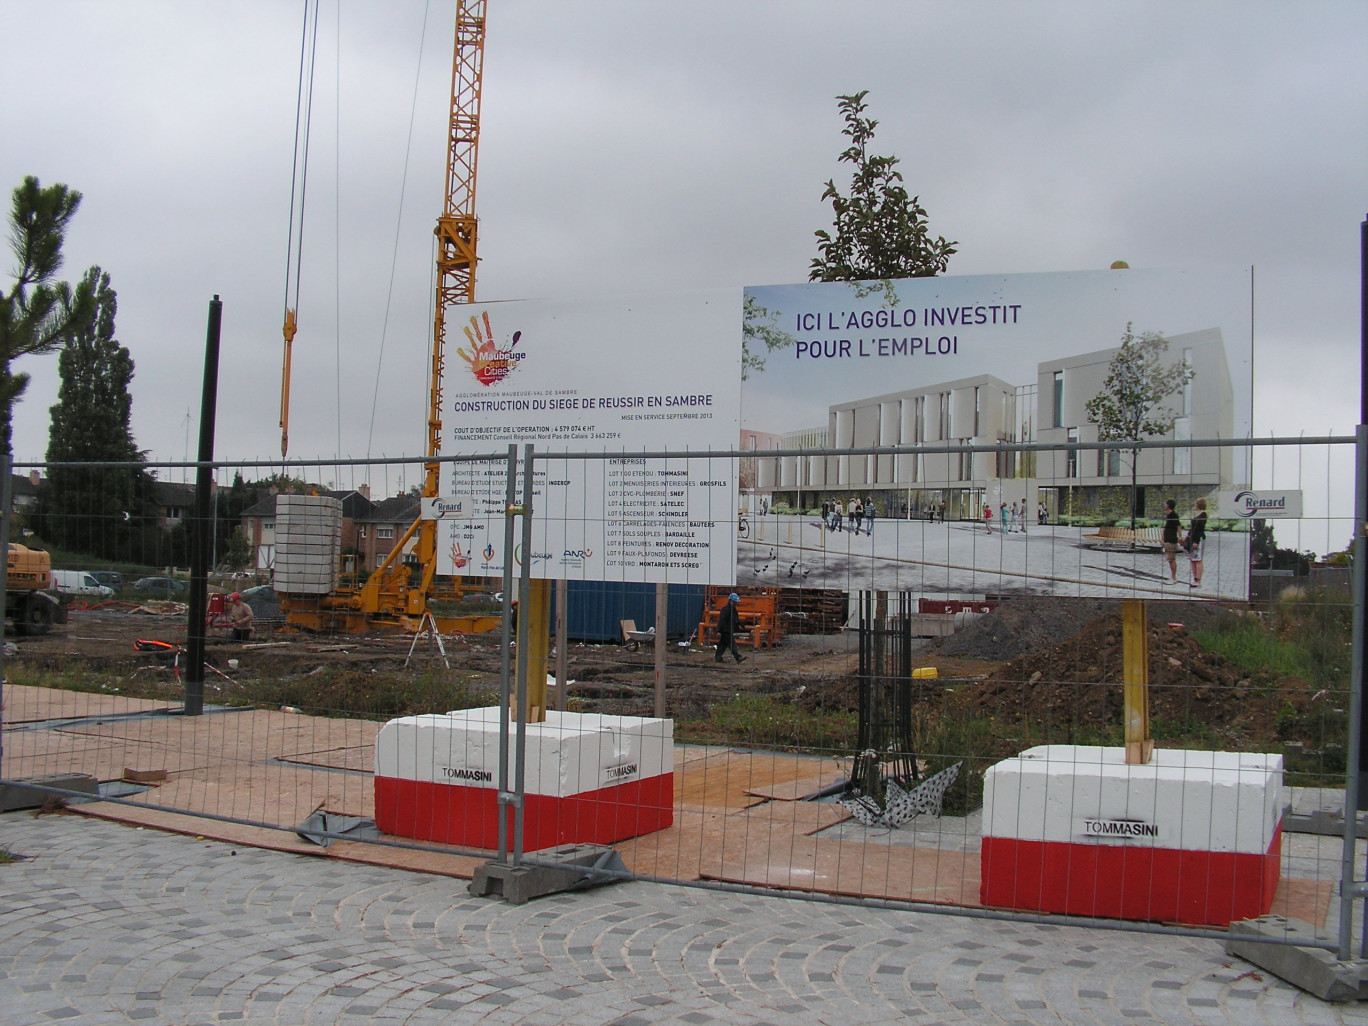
[89, 570, 123, 591]
[50, 570, 116, 599]
[133, 577, 189, 598]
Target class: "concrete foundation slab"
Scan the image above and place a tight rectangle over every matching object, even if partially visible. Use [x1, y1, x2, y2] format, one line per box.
[469, 843, 627, 904]
[1226, 915, 1368, 1002]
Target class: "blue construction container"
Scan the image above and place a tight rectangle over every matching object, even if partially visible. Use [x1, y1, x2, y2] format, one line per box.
[553, 581, 708, 642]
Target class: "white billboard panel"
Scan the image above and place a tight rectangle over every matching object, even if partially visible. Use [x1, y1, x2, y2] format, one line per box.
[438, 290, 741, 584]
[740, 268, 1254, 601]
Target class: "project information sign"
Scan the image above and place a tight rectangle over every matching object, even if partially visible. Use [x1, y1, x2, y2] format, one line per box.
[438, 290, 741, 584]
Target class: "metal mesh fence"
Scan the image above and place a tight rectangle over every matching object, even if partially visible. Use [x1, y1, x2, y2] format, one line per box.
[0, 436, 1361, 951]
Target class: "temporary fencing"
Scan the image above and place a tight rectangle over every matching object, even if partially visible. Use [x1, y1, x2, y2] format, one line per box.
[1, 433, 1363, 957]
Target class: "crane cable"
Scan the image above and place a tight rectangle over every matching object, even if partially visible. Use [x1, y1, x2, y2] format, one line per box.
[366, 0, 434, 463]
[280, 0, 322, 459]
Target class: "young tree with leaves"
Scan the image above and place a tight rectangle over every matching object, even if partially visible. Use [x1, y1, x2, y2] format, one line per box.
[1084, 323, 1195, 534]
[38, 268, 154, 558]
[811, 91, 956, 287]
[0, 176, 96, 457]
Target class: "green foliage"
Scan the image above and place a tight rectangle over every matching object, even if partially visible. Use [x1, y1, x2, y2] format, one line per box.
[223, 526, 252, 571]
[36, 267, 156, 560]
[0, 176, 97, 455]
[1193, 588, 1351, 695]
[741, 292, 799, 379]
[810, 91, 956, 285]
[1083, 323, 1195, 531]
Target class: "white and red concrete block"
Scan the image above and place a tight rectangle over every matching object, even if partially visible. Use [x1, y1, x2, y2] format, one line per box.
[980, 745, 1284, 926]
[374, 708, 673, 851]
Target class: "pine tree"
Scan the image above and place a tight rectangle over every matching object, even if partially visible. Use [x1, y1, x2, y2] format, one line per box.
[38, 268, 153, 558]
[0, 176, 96, 457]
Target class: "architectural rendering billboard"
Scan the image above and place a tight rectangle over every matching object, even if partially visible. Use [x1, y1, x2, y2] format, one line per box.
[740, 267, 1253, 600]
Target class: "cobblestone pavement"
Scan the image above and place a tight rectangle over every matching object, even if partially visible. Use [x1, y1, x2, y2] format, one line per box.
[3, 812, 1367, 1026]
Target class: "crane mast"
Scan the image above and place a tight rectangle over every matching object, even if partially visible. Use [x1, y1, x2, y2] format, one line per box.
[281, 1, 490, 634]
[415, 0, 486, 598]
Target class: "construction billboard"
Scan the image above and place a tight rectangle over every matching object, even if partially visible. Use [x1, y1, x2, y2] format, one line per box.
[439, 267, 1255, 600]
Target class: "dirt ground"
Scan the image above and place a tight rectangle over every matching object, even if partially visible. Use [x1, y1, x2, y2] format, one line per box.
[6, 593, 1310, 749]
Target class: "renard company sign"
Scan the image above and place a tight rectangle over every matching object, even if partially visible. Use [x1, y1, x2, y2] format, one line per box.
[1076, 817, 1161, 840]
[1218, 489, 1304, 519]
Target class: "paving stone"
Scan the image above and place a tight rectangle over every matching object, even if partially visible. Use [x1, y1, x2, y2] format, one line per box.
[0, 812, 1361, 1025]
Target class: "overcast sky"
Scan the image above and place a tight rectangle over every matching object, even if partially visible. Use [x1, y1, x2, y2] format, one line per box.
[3, 0, 1364, 533]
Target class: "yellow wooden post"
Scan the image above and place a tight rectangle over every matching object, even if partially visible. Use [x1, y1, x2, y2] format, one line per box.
[523, 578, 551, 723]
[1121, 597, 1153, 765]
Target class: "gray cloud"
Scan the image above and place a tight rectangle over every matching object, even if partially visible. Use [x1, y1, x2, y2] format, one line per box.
[1, 0, 1362, 483]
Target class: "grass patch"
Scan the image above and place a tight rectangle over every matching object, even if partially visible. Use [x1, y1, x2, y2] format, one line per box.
[676, 692, 857, 752]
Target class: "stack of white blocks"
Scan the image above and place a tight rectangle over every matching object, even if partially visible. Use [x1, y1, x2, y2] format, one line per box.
[274, 494, 341, 596]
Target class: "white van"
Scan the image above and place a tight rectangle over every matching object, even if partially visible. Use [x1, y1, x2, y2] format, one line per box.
[50, 570, 116, 598]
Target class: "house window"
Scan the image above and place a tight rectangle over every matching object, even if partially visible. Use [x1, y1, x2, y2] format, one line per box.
[1066, 428, 1079, 478]
[358, 525, 367, 538]
[1052, 371, 1064, 428]
[377, 526, 394, 540]
[263, 521, 274, 531]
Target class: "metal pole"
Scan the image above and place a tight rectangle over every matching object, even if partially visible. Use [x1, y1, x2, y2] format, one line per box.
[496, 445, 517, 862]
[1341, 425, 1367, 959]
[513, 444, 535, 863]
[184, 295, 223, 717]
[555, 578, 568, 712]
[0, 451, 11, 773]
[1358, 213, 1368, 812]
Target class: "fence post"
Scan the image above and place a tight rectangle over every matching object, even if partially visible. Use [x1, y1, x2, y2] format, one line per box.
[1341, 424, 1367, 958]
[184, 295, 223, 718]
[497, 445, 518, 863]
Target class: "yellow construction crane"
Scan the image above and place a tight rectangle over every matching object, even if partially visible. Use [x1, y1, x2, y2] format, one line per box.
[280, 0, 491, 634]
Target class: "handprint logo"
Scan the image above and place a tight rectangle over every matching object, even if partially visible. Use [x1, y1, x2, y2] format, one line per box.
[456, 311, 523, 386]
[449, 540, 469, 570]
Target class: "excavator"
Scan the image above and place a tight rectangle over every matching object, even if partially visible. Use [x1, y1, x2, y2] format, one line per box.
[274, 0, 494, 635]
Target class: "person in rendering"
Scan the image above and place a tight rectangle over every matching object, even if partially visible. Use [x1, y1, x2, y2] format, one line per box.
[1161, 499, 1182, 584]
[864, 499, 876, 536]
[849, 497, 862, 534]
[982, 503, 993, 534]
[715, 592, 746, 664]
[999, 503, 1009, 533]
[1186, 497, 1208, 588]
[226, 592, 254, 641]
[1038, 500, 1048, 525]
[832, 498, 844, 532]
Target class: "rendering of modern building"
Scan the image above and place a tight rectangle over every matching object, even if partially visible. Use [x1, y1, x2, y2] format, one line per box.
[750, 327, 1235, 522]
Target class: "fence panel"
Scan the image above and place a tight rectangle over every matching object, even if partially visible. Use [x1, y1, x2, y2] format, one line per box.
[1, 437, 1360, 951]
